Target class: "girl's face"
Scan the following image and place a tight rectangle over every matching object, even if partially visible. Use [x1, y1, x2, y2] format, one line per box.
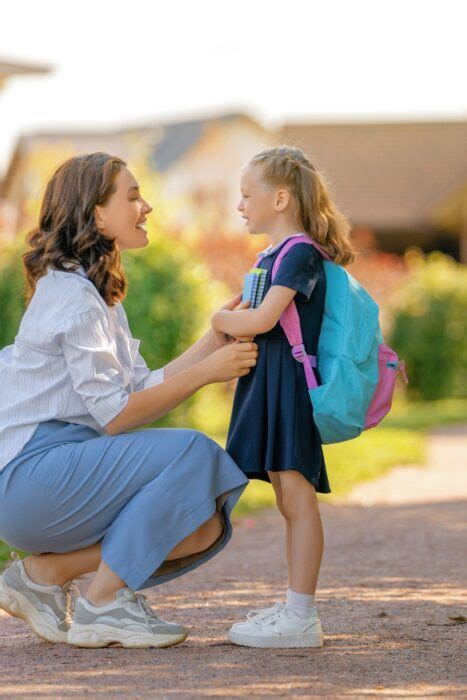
[94, 167, 152, 251]
[237, 165, 278, 235]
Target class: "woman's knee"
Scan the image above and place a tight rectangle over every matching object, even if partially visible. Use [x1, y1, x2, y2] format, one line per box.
[166, 511, 223, 560]
[195, 511, 223, 548]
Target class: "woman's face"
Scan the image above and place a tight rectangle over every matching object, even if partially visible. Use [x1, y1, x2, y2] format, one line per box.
[94, 167, 152, 251]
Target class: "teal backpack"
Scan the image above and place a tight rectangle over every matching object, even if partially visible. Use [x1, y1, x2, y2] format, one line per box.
[258, 234, 408, 444]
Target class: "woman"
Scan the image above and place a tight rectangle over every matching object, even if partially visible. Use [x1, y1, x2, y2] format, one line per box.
[0, 153, 258, 649]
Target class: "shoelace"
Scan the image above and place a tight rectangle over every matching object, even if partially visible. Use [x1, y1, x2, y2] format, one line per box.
[9, 551, 20, 566]
[9, 551, 80, 627]
[120, 588, 161, 630]
[64, 583, 81, 625]
[246, 602, 284, 621]
[249, 607, 297, 629]
[259, 606, 317, 628]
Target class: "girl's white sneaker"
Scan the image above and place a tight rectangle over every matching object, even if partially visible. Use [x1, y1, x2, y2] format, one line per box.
[228, 604, 323, 648]
[230, 601, 285, 630]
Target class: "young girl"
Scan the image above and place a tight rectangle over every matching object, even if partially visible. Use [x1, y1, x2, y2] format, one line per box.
[211, 146, 355, 648]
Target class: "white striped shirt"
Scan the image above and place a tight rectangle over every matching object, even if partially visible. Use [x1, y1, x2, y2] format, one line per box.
[0, 264, 165, 471]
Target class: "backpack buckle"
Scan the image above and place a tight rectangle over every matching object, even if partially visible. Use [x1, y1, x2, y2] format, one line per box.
[292, 344, 306, 362]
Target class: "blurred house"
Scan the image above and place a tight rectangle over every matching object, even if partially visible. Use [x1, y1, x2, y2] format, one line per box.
[280, 121, 467, 262]
[0, 58, 51, 245]
[145, 113, 272, 226]
[0, 130, 136, 238]
[2, 113, 466, 261]
[0, 59, 50, 90]
[0, 114, 272, 237]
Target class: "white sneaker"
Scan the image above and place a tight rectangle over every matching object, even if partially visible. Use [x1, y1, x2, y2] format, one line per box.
[228, 604, 323, 648]
[230, 602, 285, 630]
[68, 587, 188, 648]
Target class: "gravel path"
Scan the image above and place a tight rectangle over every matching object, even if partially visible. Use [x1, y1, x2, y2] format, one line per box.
[1, 426, 466, 699]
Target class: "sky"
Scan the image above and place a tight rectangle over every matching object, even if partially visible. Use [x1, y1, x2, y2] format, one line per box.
[0, 0, 465, 174]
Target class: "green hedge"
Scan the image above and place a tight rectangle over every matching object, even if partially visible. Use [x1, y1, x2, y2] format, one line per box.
[389, 251, 467, 401]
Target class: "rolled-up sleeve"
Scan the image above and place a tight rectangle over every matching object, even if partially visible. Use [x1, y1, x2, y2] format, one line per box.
[57, 309, 130, 427]
[116, 302, 166, 392]
[142, 367, 165, 388]
[133, 346, 165, 390]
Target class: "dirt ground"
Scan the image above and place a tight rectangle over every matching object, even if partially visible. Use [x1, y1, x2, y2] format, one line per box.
[1, 425, 466, 699]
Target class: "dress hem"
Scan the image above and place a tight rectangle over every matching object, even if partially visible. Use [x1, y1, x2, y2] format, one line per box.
[244, 468, 332, 494]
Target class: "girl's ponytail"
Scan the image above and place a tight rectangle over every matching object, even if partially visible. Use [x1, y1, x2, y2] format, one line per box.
[250, 147, 355, 266]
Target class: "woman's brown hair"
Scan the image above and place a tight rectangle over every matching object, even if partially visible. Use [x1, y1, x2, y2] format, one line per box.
[249, 146, 355, 265]
[23, 152, 128, 307]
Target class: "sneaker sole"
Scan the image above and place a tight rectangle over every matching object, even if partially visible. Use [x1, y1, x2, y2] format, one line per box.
[228, 628, 323, 648]
[0, 576, 68, 644]
[68, 623, 188, 649]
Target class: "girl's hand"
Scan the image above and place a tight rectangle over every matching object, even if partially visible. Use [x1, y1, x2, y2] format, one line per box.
[199, 340, 258, 384]
[212, 296, 253, 345]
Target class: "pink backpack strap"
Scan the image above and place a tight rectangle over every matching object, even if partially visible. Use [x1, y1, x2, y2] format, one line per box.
[270, 234, 329, 390]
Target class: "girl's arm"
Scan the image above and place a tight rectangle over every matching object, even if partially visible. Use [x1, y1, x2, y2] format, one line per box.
[212, 285, 297, 338]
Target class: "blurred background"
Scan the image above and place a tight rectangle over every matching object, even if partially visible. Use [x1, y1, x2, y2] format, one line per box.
[0, 0, 465, 517]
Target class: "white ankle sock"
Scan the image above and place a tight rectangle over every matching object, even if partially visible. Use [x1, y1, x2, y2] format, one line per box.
[286, 588, 316, 618]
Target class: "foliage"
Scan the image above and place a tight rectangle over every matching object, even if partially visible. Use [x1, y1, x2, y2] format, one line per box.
[0, 242, 27, 349]
[348, 248, 409, 335]
[382, 397, 467, 431]
[388, 250, 467, 400]
[122, 234, 232, 430]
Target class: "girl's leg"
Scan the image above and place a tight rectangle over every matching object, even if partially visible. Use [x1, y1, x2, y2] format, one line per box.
[278, 470, 324, 595]
[268, 471, 292, 588]
[227, 469, 324, 648]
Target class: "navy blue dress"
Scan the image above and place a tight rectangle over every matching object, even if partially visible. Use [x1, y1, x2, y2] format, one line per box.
[226, 239, 331, 493]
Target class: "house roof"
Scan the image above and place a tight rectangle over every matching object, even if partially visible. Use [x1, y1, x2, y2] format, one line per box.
[279, 120, 467, 230]
[0, 131, 135, 199]
[145, 113, 262, 172]
[0, 59, 51, 84]
[0, 113, 265, 197]
[3, 115, 465, 235]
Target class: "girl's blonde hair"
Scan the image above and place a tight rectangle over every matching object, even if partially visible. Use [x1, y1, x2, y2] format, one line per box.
[249, 146, 355, 265]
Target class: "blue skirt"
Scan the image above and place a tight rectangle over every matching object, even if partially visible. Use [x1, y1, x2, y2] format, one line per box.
[0, 420, 248, 591]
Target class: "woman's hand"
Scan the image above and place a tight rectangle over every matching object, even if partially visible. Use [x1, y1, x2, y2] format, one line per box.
[199, 340, 258, 384]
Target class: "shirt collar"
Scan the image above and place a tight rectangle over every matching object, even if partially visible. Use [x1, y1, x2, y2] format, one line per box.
[61, 261, 88, 278]
[259, 233, 306, 258]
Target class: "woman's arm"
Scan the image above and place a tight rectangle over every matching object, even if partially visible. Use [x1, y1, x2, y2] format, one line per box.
[163, 294, 250, 378]
[212, 286, 297, 338]
[59, 304, 258, 437]
[104, 340, 258, 435]
[162, 328, 219, 379]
